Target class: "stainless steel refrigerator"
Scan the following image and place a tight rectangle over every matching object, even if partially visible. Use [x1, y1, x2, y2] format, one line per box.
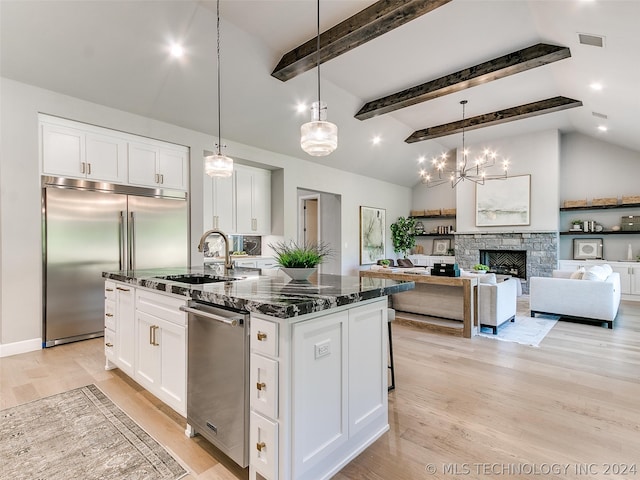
[42, 176, 189, 347]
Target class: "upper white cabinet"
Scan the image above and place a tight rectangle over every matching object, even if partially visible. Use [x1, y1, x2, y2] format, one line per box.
[235, 165, 271, 235]
[42, 119, 127, 183]
[128, 141, 188, 190]
[39, 114, 188, 191]
[207, 175, 235, 233]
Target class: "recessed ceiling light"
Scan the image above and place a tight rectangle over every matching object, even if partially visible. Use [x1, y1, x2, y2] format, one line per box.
[590, 82, 603, 91]
[372, 136, 381, 145]
[597, 125, 608, 132]
[296, 103, 307, 114]
[418, 156, 425, 163]
[170, 44, 185, 58]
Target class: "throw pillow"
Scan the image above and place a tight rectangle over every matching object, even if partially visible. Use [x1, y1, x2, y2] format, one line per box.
[479, 273, 497, 284]
[583, 265, 607, 281]
[601, 264, 613, 277]
[570, 267, 585, 280]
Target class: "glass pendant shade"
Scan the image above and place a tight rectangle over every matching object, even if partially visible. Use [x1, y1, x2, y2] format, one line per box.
[301, 101, 338, 156]
[204, 153, 233, 177]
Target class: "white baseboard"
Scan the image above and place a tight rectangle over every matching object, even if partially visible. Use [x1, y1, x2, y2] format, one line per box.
[0, 338, 42, 357]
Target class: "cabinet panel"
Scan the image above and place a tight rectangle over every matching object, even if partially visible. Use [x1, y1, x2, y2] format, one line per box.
[610, 265, 631, 294]
[250, 411, 278, 480]
[157, 319, 187, 410]
[116, 284, 135, 376]
[252, 169, 271, 235]
[250, 354, 278, 420]
[85, 133, 127, 183]
[251, 317, 278, 357]
[348, 303, 386, 437]
[128, 142, 160, 187]
[631, 267, 640, 295]
[292, 311, 348, 477]
[42, 123, 85, 178]
[135, 311, 161, 388]
[213, 175, 235, 232]
[104, 329, 115, 361]
[235, 166, 253, 234]
[159, 148, 188, 190]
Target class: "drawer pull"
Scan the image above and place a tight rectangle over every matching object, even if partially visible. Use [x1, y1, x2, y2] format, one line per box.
[256, 441, 266, 452]
[256, 382, 266, 391]
[105, 313, 113, 317]
[116, 286, 130, 292]
[257, 332, 267, 341]
[105, 342, 113, 347]
[105, 288, 114, 292]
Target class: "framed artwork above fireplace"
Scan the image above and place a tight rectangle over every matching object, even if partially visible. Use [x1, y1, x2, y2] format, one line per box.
[476, 174, 531, 227]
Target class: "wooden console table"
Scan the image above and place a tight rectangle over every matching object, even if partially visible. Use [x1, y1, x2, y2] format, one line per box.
[359, 270, 478, 338]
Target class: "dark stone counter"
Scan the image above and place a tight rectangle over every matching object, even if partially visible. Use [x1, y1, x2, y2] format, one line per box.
[102, 265, 414, 319]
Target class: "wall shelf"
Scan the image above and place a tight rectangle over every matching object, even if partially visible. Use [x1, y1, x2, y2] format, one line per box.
[414, 233, 455, 237]
[410, 215, 456, 219]
[560, 231, 638, 236]
[560, 202, 640, 212]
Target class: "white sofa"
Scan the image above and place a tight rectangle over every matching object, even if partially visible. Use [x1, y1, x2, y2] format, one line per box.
[529, 266, 621, 329]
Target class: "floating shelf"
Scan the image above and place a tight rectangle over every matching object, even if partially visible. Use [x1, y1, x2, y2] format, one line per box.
[414, 233, 455, 237]
[410, 215, 456, 219]
[560, 202, 640, 212]
[560, 230, 638, 235]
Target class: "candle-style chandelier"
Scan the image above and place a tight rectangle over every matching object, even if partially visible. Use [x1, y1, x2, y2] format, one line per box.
[419, 100, 509, 188]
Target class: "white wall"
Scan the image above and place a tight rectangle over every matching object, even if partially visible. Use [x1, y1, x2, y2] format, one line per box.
[559, 132, 640, 261]
[0, 78, 411, 350]
[412, 129, 561, 234]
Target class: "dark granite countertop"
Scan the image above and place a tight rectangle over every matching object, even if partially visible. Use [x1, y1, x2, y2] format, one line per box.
[102, 265, 414, 319]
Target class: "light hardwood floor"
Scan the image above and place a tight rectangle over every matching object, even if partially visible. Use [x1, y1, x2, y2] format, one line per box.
[2, 299, 639, 480]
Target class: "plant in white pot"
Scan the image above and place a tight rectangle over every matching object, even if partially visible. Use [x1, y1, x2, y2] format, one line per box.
[269, 240, 332, 281]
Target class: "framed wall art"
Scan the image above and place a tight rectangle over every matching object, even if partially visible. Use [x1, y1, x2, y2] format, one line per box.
[573, 238, 603, 260]
[432, 238, 451, 255]
[360, 206, 386, 265]
[476, 174, 531, 227]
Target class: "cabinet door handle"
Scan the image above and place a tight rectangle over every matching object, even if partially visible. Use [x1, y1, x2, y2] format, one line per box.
[160, 174, 164, 184]
[81, 162, 86, 174]
[257, 331, 267, 341]
[256, 382, 266, 391]
[256, 442, 266, 452]
[154, 173, 159, 183]
[151, 325, 160, 346]
[105, 342, 113, 348]
[105, 313, 113, 317]
[87, 163, 92, 175]
[116, 286, 130, 292]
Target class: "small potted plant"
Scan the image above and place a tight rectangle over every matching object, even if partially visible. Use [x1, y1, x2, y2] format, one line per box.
[379, 259, 391, 268]
[269, 240, 332, 281]
[472, 263, 490, 274]
[570, 220, 583, 231]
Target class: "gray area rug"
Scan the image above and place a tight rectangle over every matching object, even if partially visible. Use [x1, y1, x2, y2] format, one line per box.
[0, 384, 187, 480]
[479, 314, 559, 347]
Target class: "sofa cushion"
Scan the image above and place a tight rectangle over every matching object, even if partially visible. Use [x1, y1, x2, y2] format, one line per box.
[570, 267, 585, 280]
[478, 273, 497, 284]
[601, 264, 613, 277]
[583, 265, 608, 281]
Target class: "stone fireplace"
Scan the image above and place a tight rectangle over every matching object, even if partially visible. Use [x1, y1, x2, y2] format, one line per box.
[455, 232, 558, 294]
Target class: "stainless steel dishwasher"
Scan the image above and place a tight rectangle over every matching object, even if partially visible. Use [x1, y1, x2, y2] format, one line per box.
[180, 301, 250, 468]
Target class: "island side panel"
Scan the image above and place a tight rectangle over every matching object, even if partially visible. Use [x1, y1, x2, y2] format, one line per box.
[249, 297, 389, 480]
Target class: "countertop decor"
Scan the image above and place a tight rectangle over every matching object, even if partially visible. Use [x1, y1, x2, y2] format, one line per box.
[103, 265, 412, 319]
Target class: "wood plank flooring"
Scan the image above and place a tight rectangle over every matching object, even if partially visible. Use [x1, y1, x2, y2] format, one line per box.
[2, 299, 639, 479]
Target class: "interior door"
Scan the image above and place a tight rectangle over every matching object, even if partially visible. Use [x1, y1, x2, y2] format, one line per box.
[128, 195, 188, 270]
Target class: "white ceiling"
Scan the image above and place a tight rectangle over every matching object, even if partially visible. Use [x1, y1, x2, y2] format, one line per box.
[2, 0, 638, 187]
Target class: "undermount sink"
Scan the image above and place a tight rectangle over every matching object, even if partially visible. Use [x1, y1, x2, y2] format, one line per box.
[156, 274, 239, 285]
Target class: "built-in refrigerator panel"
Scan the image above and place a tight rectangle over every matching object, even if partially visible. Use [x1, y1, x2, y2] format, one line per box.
[44, 187, 126, 346]
[128, 195, 188, 270]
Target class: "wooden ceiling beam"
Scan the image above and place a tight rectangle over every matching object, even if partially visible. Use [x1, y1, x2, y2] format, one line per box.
[356, 43, 571, 120]
[405, 97, 583, 143]
[271, 0, 452, 82]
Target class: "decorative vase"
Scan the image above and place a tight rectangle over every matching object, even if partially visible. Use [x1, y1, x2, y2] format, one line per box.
[281, 267, 317, 281]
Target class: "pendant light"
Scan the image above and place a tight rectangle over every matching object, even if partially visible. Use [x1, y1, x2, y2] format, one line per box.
[205, 0, 233, 177]
[300, 0, 338, 156]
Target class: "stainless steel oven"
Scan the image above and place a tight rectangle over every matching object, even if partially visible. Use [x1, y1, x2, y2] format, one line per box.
[181, 301, 250, 467]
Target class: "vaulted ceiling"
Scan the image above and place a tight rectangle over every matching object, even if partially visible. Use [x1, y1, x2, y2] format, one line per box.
[1, 0, 638, 187]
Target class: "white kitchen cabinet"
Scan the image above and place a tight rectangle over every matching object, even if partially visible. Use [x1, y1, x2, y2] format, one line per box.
[249, 298, 388, 480]
[211, 175, 235, 232]
[41, 119, 127, 183]
[234, 259, 258, 268]
[128, 141, 188, 190]
[631, 266, 640, 295]
[103, 281, 135, 376]
[235, 165, 271, 235]
[134, 289, 187, 416]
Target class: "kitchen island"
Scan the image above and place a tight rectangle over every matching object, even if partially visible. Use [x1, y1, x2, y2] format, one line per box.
[103, 265, 413, 480]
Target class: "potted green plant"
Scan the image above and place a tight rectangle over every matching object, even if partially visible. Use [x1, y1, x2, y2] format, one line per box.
[570, 219, 583, 231]
[390, 216, 416, 258]
[473, 263, 490, 273]
[379, 259, 391, 267]
[269, 240, 332, 280]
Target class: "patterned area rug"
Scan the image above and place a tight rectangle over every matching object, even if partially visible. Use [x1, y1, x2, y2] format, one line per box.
[0, 384, 187, 480]
[479, 314, 559, 347]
